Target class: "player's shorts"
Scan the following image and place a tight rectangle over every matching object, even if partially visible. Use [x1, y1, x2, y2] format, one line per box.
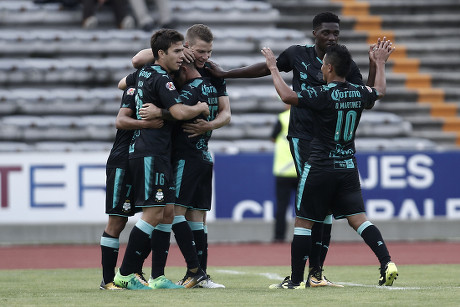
[173, 158, 213, 211]
[129, 156, 175, 208]
[105, 166, 138, 217]
[288, 137, 311, 177]
[296, 162, 365, 222]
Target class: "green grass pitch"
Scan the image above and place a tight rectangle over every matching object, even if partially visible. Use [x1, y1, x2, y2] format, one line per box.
[1, 265, 459, 306]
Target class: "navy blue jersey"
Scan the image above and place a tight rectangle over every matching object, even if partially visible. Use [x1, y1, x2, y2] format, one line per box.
[106, 87, 137, 168]
[198, 64, 228, 97]
[173, 77, 219, 164]
[297, 81, 378, 167]
[129, 64, 181, 158]
[276, 44, 364, 140]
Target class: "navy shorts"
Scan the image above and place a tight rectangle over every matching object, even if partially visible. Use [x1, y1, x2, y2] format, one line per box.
[105, 166, 138, 217]
[296, 162, 365, 222]
[288, 137, 311, 177]
[129, 156, 175, 208]
[173, 158, 213, 211]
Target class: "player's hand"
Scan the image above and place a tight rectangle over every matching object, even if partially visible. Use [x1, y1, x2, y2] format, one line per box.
[145, 118, 164, 129]
[182, 119, 210, 137]
[139, 103, 161, 119]
[183, 47, 195, 64]
[261, 47, 277, 70]
[370, 37, 394, 63]
[197, 101, 210, 117]
[204, 60, 225, 78]
[371, 39, 395, 64]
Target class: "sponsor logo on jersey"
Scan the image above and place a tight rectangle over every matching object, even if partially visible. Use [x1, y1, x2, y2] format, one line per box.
[126, 88, 135, 95]
[165, 82, 176, 91]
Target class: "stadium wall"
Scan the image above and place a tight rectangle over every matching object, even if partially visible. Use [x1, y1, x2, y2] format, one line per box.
[1, 151, 459, 244]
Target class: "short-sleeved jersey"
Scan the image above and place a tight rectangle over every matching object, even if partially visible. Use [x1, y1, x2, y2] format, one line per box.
[276, 44, 364, 141]
[106, 87, 137, 169]
[297, 81, 378, 167]
[129, 64, 181, 158]
[198, 64, 228, 97]
[173, 77, 219, 164]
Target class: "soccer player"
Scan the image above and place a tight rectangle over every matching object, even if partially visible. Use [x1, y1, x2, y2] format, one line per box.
[262, 41, 398, 288]
[206, 12, 385, 286]
[99, 81, 164, 290]
[113, 29, 210, 290]
[131, 24, 229, 288]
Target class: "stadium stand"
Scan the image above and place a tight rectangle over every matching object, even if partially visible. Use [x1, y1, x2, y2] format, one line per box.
[0, 0, 459, 152]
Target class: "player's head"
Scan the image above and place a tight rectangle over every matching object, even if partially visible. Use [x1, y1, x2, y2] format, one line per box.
[150, 29, 185, 73]
[185, 24, 214, 68]
[175, 61, 199, 88]
[312, 12, 341, 53]
[321, 44, 351, 80]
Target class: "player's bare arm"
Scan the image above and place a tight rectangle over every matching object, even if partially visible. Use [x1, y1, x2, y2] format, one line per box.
[132, 48, 154, 69]
[261, 47, 298, 106]
[115, 107, 164, 129]
[206, 60, 270, 79]
[169, 101, 210, 121]
[182, 96, 231, 137]
[118, 76, 128, 90]
[367, 37, 393, 87]
[369, 40, 395, 100]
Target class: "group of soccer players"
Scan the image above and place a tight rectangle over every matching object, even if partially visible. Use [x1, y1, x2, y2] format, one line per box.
[99, 11, 399, 291]
[100, 24, 228, 290]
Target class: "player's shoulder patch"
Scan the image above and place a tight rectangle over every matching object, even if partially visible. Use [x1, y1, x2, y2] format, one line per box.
[365, 86, 373, 93]
[165, 81, 176, 91]
[126, 87, 135, 95]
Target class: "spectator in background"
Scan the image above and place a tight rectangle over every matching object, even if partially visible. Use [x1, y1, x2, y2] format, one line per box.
[271, 104, 298, 243]
[81, 0, 135, 29]
[128, 0, 173, 31]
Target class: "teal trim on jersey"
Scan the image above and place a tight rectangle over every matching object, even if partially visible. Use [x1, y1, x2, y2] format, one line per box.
[175, 160, 185, 198]
[113, 168, 125, 209]
[100, 236, 120, 249]
[144, 156, 153, 201]
[316, 56, 323, 64]
[173, 215, 187, 225]
[156, 223, 172, 233]
[189, 79, 203, 88]
[204, 225, 208, 234]
[291, 138, 302, 175]
[306, 44, 315, 48]
[296, 163, 311, 211]
[151, 65, 167, 74]
[294, 227, 312, 236]
[323, 214, 333, 224]
[136, 219, 155, 238]
[188, 221, 204, 231]
[357, 221, 373, 236]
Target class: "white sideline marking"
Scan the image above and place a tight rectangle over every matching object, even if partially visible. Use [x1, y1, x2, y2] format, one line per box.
[216, 270, 460, 290]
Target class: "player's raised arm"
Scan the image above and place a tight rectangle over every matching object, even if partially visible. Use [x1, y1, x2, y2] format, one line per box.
[370, 39, 395, 100]
[261, 47, 298, 106]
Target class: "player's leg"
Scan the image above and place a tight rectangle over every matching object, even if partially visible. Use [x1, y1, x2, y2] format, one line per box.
[337, 169, 397, 286]
[347, 213, 397, 286]
[172, 205, 206, 288]
[101, 167, 132, 290]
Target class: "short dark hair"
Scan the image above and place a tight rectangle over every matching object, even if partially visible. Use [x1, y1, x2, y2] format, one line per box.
[325, 44, 351, 77]
[186, 24, 213, 45]
[150, 29, 184, 60]
[312, 12, 340, 30]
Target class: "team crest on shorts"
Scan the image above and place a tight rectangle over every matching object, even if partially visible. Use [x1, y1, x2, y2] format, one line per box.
[122, 200, 132, 213]
[155, 189, 164, 202]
